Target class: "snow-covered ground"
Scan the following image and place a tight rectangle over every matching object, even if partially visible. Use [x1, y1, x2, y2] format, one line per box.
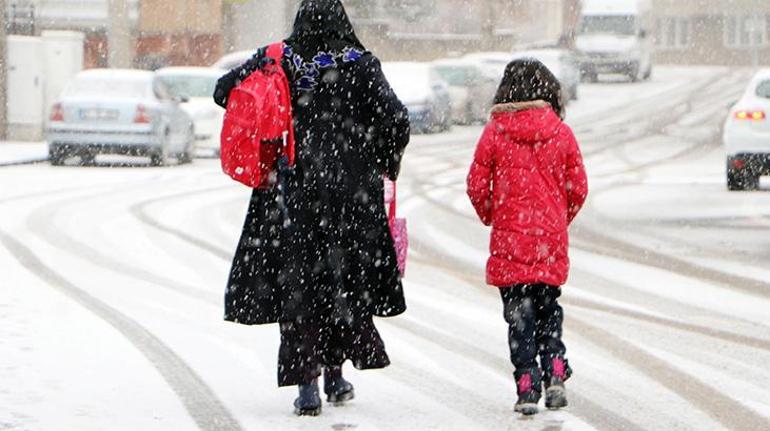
[0, 142, 48, 166]
[1, 67, 769, 430]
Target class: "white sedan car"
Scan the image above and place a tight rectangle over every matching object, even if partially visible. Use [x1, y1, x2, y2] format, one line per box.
[432, 59, 497, 124]
[48, 69, 195, 166]
[723, 69, 770, 191]
[157, 67, 224, 156]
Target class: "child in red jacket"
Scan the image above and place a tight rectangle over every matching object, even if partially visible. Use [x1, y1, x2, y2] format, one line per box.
[466, 59, 588, 416]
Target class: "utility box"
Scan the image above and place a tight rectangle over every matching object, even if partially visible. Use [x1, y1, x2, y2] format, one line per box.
[6, 36, 44, 141]
[42, 31, 85, 117]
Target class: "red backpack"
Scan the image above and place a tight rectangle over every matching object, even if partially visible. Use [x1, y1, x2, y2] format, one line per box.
[221, 42, 295, 189]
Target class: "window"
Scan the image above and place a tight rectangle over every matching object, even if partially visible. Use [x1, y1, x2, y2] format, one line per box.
[655, 17, 690, 50]
[153, 79, 174, 101]
[757, 80, 770, 99]
[580, 15, 637, 36]
[724, 15, 767, 48]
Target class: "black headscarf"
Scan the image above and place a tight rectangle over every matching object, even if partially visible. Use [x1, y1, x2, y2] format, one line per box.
[285, 0, 366, 60]
[494, 58, 565, 119]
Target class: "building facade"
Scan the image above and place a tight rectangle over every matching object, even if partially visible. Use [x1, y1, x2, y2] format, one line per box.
[652, 0, 770, 65]
[136, 0, 223, 68]
[5, 0, 224, 69]
[5, 0, 140, 68]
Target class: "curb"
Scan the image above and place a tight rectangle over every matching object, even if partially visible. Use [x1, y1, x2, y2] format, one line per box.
[0, 158, 50, 167]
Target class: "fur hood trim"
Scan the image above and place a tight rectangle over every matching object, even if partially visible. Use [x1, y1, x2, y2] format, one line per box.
[490, 100, 550, 115]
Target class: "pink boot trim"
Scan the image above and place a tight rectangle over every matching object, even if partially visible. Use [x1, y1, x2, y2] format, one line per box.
[517, 373, 533, 394]
[552, 358, 566, 379]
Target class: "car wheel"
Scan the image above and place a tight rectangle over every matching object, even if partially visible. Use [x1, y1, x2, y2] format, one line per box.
[728, 172, 758, 191]
[727, 158, 759, 191]
[49, 145, 67, 166]
[177, 127, 195, 164]
[151, 129, 171, 167]
[80, 152, 97, 166]
[727, 171, 744, 191]
[628, 63, 641, 83]
[582, 70, 598, 83]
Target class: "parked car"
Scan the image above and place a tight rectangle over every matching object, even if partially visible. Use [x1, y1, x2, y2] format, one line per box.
[382, 62, 452, 133]
[432, 59, 497, 124]
[462, 52, 513, 81]
[723, 69, 770, 191]
[212, 51, 254, 70]
[47, 69, 195, 166]
[512, 49, 581, 102]
[157, 67, 223, 156]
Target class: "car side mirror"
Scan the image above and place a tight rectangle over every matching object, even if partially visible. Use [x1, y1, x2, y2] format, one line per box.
[727, 100, 737, 109]
[177, 95, 191, 104]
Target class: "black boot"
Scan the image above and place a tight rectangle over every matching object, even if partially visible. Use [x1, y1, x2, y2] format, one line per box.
[514, 369, 542, 416]
[293, 378, 322, 416]
[323, 366, 355, 404]
[544, 357, 570, 410]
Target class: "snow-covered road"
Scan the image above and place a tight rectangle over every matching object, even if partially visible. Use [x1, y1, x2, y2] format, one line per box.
[2, 67, 769, 430]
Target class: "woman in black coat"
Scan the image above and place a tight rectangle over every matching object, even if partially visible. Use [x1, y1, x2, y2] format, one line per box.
[214, 0, 410, 416]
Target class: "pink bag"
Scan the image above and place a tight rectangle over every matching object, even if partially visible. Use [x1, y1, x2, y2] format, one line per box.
[384, 179, 408, 278]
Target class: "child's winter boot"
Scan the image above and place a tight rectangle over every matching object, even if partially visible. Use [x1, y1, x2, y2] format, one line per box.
[544, 357, 570, 410]
[323, 365, 355, 404]
[514, 369, 542, 416]
[294, 378, 322, 416]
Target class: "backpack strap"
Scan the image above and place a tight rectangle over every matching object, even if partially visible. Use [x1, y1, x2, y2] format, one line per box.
[389, 182, 397, 225]
[264, 41, 296, 167]
[265, 42, 284, 64]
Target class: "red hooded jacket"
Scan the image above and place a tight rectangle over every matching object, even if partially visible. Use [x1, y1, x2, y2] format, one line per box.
[466, 101, 588, 288]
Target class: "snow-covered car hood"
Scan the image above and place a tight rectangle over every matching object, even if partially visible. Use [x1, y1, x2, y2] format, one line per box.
[576, 34, 638, 54]
[180, 99, 221, 121]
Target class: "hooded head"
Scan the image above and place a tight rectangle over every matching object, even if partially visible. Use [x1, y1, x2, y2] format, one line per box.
[493, 58, 564, 119]
[285, 0, 366, 60]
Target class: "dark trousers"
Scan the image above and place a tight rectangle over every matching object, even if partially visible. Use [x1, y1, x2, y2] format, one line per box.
[500, 284, 569, 383]
[277, 315, 389, 387]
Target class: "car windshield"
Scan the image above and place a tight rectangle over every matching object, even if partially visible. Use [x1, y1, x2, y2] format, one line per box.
[434, 66, 474, 86]
[159, 75, 218, 98]
[579, 15, 637, 36]
[64, 77, 150, 99]
[757, 80, 770, 99]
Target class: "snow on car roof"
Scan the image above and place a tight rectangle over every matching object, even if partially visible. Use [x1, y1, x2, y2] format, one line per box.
[213, 51, 255, 70]
[382, 62, 432, 74]
[511, 50, 563, 69]
[76, 68, 155, 82]
[752, 69, 770, 81]
[432, 58, 476, 67]
[156, 67, 222, 78]
[463, 52, 513, 63]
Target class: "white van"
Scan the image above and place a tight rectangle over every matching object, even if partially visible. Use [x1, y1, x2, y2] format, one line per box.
[575, 0, 653, 82]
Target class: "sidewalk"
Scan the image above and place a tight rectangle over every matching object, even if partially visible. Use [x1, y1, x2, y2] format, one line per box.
[0, 142, 49, 166]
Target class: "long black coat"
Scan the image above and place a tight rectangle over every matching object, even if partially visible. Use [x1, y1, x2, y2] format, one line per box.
[219, 49, 410, 326]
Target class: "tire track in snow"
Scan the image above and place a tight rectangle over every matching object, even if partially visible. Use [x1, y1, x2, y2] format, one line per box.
[129, 187, 234, 261]
[0, 229, 244, 431]
[23, 188, 222, 306]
